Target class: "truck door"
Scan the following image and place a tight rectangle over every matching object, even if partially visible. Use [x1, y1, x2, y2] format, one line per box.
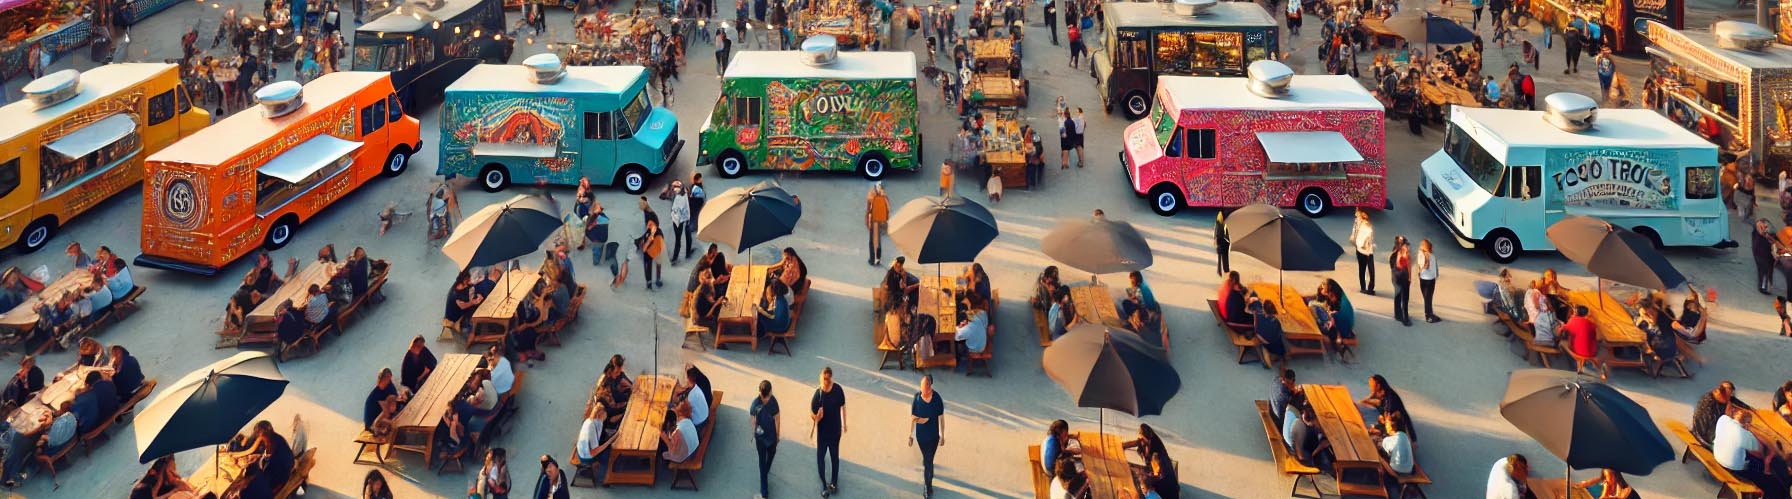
[358, 96, 389, 176]
[0, 156, 25, 248]
[175, 85, 210, 139]
[582, 110, 618, 182]
[1678, 165, 1723, 245]
[1502, 165, 1555, 234]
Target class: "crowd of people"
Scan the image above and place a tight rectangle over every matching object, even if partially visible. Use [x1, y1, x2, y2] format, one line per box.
[0, 341, 146, 487]
[0, 243, 136, 351]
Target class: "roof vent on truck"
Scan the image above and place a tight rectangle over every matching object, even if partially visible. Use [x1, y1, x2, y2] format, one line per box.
[1713, 21, 1775, 51]
[1542, 92, 1598, 132]
[1246, 60, 1293, 98]
[800, 35, 840, 67]
[254, 81, 306, 118]
[21, 69, 80, 108]
[1170, 0, 1217, 16]
[523, 53, 568, 84]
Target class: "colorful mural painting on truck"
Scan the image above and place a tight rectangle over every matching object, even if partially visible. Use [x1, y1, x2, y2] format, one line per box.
[442, 96, 580, 182]
[702, 77, 918, 175]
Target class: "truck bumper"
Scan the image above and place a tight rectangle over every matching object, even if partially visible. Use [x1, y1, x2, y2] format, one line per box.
[1416, 186, 1477, 249]
[134, 254, 222, 276]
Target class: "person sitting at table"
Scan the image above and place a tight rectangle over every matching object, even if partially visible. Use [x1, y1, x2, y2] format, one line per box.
[1523, 280, 1560, 346]
[1491, 268, 1525, 319]
[1048, 289, 1077, 340]
[964, 264, 994, 306]
[1048, 457, 1090, 499]
[1040, 419, 1081, 479]
[74, 337, 105, 368]
[0, 269, 34, 313]
[364, 368, 402, 439]
[132, 456, 196, 499]
[885, 257, 922, 311]
[1694, 380, 1752, 445]
[602, 355, 634, 410]
[237, 420, 295, 489]
[1032, 266, 1062, 313]
[236, 455, 276, 499]
[508, 296, 547, 368]
[4, 356, 44, 408]
[66, 242, 94, 270]
[317, 244, 339, 264]
[692, 270, 725, 330]
[1219, 272, 1252, 327]
[1774, 381, 1792, 422]
[541, 278, 572, 325]
[576, 403, 618, 478]
[660, 400, 701, 464]
[1486, 453, 1535, 499]
[1309, 293, 1341, 351]
[473, 267, 502, 308]
[1322, 280, 1357, 357]
[302, 284, 334, 331]
[108, 345, 143, 402]
[227, 275, 259, 332]
[534, 454, 572, 499]
[1640, 304, 1682, 377]
[400, 335, 436, 396]
[250, 251, 283, 297]
[1123, 270, 1158, 316]
[1715, 408, 1783, 494]
[94, 246, 133, 298]
[29, 401, 78, 473]
[31, 293, 77, 347]
[768, 247, 809, 295]
[1246, 294, 1286, 360]
[444, 270, 476, 329]
[78, 272, 114, 324]
[1357, 374, 1415, 441]
[1373, 409, 1414, 474]
[954, 292, 991, 368]
[75, 370, 117, 430]
[1575, 468, 1638, 499]
[1562, 305, 1599, 360]
[274, 300, 307, 350]
[1672, 287, 1708, 344]
[755, 280, 792, 339]
[363, 469, 394, 499]
[0, 418, 36, 486]
[433, 401, 470, 466]
[1123, 423, 1179, 499]
[346, 247, 384, 303]
[483, 346, 516, 397]
[689, 245, 732, 292]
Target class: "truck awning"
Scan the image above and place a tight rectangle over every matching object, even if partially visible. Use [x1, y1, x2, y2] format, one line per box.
[258, 134, 364, 183]
[473, 142, 558, 159]
[45, 114, 137, 159]
[1256, 131, 1364, 163]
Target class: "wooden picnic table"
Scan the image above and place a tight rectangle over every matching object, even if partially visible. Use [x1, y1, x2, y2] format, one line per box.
[1303, 384, 1387, 496]
[1418, 80, 1481, 109]
[1528, 477, 1595, 499]
[1561, 290, 1650, 374]
[1751, 408, 1792, 452]
[1074, 431, 1140, 499]
[469, 269, 543, 346]
[720, 265, 772, 323]
[389, 353, 482, 467]
[968, 73, 1026, 108]
[1248, 283, 1327, 346]
[0, 268, 94, 331]
[245, 262, 339, 335]
[606, 374, 677, 486]
[8, 366, 105, 435]
[917, 275, 960, 338]
[1070, 284, 1125, 329]
[978, 111, 1033, 189]
[970, 38, 1015, 70]
[188, 447, 253, 496]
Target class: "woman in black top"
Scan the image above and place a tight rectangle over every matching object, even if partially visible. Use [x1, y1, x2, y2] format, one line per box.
[361, 469, 393, 499]
[131, 456, 195, 499]
[1128, 424, 1179, 499]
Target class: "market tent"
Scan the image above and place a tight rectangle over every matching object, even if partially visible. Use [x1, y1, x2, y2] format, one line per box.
[45, 114, 138, 159]
[257, 134, 364, 183]
[1256, 131, 1363, 164]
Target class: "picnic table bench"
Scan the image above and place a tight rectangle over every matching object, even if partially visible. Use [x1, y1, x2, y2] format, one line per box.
[1304, 384, 1389, 498]
[873, 288, 907, 370]
[1026, 445, 1052, 499]
[668, 390, 724, 490]
[1497, 307, 1562, 368]
[1562, 290, 1653, 379]
[0, 269, 145, 353]
[1666, 420, 1762, 499]
[606, 374, 677, 486]
[245, 263, 339, 335]
[9, 366, 105, 436]
[389, 353, 481, 468]
[716, 265, 771, 351]
[1070, 284, 1124, 329]
[1255, 399, 1323, 497]
[1250, 283, 1328, 359]
[1209, 299, 1266, 367]
[468, 269, 543, 349]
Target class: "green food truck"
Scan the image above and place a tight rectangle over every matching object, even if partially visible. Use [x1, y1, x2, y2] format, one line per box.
[438, 54, 682, 194]
[1097, 0, 1280, 119]
[698, 38, 920, 180]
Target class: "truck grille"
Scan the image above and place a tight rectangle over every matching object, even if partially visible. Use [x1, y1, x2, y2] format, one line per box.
[1428, 179, 1455, 220]
[662, 123, 679, 162]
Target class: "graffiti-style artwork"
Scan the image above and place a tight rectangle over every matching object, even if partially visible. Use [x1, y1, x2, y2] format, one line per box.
[37, 89, 145, 217]
[441, 95, 575, 175]
[1544, 148, 1680, 210]
[1132, 107, 1386, 209]
[703, 76, 918, 173]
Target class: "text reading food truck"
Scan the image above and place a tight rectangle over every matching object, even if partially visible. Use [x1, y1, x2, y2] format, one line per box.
[437, 54, 681, 195]
[1418, 94, 1730, 263]
[0, 64, 208, 252]
[138, 72, 421, 275]
[1122, 63, 1386, 217]
[698, 40, 920, 181]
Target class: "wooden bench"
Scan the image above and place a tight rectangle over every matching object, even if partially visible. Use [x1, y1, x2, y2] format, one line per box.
[872, 288, 906, 370]
[669, 390, 724, 490]
[1386, 462, 1433, 499]
[278, 319, 336, 361]
[1032, 308, 1053, 347]
[767, 280, 810, 356]
[1255, 400, 1321, 498]
[275, 448, 317, 499]
[1208, 300, 1266, 368]
[354, 429, 391, 464]
[569, 446, 599, 487]
[1666, 420, 1762, 499]
[1026, 444, 1051, 499]
[335, 269, 388, 327]
[966, 319, 996, 377]
[80, 378, 158, 454]
[541, 285, 587, 347]
[683, 314, 713, 351]
[1497, 308, 1561, 368]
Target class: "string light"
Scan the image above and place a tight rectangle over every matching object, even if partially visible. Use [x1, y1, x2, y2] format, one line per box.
[276, 28, 284, 35]
[493, 33, 501, 40]
[473, 29, 481, 37]
[454, 25, 461, 34]
[295, 35, 304, 43]
[526, 37, 534, 44]
[432, 20, 441, 29]
[545, 43, 554, 49]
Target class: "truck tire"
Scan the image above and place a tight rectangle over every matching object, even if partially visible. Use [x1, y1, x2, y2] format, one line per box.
[479, 164, 511, 192]
[264, 215, 299, 251]
[1148, 183, 1183, 217]
[1122, 91, 1151, 120]
[1481, 229, 1521, 264]
[382, 146, 412, 178]
[1297, 188, 1332, 218]
[617, 165, 649, 195]
[716, 150, 747, 179]
[857, 152, 889, 181]
[1633, 226, 1664, 249]
[18, 217, 56, 253]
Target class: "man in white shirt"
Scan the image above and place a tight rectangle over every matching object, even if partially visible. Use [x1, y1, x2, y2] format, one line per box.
[1349, 209, 1376, 295]
[576, 406, 611, 463]
[485, 347, 515, 395]
[1486, 453, 1530, 499]
[661, 401, 700, 463]
[1713, 410, 1762, 473]
[1380, 414, 1413, 474]
[668, 181, 691, 266]
[685, 376, 709, 427]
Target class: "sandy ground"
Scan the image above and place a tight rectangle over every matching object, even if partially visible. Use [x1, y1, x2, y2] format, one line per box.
[2, 0, 1791, 497]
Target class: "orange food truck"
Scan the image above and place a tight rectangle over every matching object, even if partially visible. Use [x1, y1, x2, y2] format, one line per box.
[0, 64, 209, 252]
[1121, 61, 1387, 217]
[136, 72, 421, 275]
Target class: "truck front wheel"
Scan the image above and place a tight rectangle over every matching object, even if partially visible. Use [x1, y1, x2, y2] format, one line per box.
[717, 150, 747, 179]
[479, 164, 511, 192]
[617, 165, 649, 195]
[1122, 91, 1151, 120]
[1297, 189, 1332, 218]
[1481, 229, 1521, 263]
[1148, 183, 1183, 217]
[857, 152, 889, 181]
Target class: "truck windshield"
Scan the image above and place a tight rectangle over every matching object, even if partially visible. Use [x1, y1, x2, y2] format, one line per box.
[620, 90, 651, 133]
[352, 37, 407, 72]
[1150, 95, 1174, 146]
[1444, 123, 1506, 193]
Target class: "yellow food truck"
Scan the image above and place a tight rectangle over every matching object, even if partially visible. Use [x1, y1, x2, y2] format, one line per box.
[0, 64, 209, 252]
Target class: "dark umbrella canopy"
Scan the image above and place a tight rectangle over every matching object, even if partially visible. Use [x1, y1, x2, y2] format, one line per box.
[1499, 369, 1675, 475]
[1387, 12, 1477, 46]
[135, 352, 289, 463]
[1226, 203, 1345, 272]
[1040, 211, 1153, 275]
[887, 196, 999, 264]
[696, 181, 803, 253]
[1043, 324, 1181, 417]
[1546, 216, 1687, 290]
[441, 194, 563, 269]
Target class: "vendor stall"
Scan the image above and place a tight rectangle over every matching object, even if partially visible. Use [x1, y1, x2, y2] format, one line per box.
[566, 10, 665, 65]
[0, 0, 92, 80]
[977, 110, 1034, 189]
[1528, 0, 1680, 54]
[792, 0, 877, 47]
[1642, 20, 1792, 178]
[966, 72, 1027, 109]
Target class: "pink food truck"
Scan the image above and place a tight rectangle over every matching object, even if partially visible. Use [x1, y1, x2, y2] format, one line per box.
[1121, 61, 1387, 217]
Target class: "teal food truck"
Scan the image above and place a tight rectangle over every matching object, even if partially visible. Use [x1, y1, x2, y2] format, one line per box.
[438, 54, 681, 194]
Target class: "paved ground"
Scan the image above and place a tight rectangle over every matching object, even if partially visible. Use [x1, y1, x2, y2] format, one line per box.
[3, 0, 1791, 497]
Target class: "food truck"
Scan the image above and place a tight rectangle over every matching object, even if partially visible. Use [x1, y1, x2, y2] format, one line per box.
[437, 54, 681, 194]
[1527, 0, 1680, 54]
[1096, 0, 1279, 119]
[1641, 20, 1792, 180]
[698, 38, 920, 181]
[353, 0, 513, 113]
[0, 64, 209, 252]
[1122, 62, 1386, 217]
[137, 72, 420, 275]
[1418, 93, 1730, 263]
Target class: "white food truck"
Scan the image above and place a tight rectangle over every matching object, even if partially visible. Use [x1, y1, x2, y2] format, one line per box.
[1418, 93, 1733, 263]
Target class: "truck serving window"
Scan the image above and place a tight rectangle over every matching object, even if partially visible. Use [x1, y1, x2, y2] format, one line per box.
[1155, 31, 1244, 74]
[1444, 123, 1505, 194]
[1685, 166, 1717, 199]
[1186, 129, 1215, 159]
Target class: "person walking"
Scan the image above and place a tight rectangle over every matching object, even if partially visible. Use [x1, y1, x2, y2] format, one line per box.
[1562, 26, 1582, 74]
[810, 366, 846, 497]
[1595, 48, 1616, 105]
[866, 182, 890, 266]
[1470, 0, 1484, 29]
[687, 173, 706, 260]
[751, 379, 780, 499]
[1286, 0, 1301, 36]
[1391, 236, 1412, 326]
[910, 374, 945, 498]
[1215, 211, 1231, 275]
[1057, 101, 1074, 170]
[1418, 238, 1441, 323]
[1044, 0, 1059, 45]
[1350, 209, 1375, 295]
[586, 202, 612, 274]
[669, 181, 691, 266]
[1072, 108, 1088, 168]
[642, 219, 665, 290]
[1756, 219, 1777, 294]
[716, 30, 732, 77]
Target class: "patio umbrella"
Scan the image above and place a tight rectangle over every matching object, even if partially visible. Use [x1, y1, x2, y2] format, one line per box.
[1225, 203, 1344, 287]
[696, 180, 802, 254]
[441, 194, 563, 270]
[1040, 210, 1153, 275]
[887, 196, 999, 264]
[1385, 11, 1477, 47]
[134, 352, 289, 464]
[1546, 216, 1686, 291]
[1499, 369, 1674, 477]
[1043, 323, 1181, 418]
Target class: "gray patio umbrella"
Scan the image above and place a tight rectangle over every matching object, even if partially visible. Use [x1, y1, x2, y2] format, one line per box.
[441, 194, 563, 270]
[696, 180, 802, 254]
[1225, 203, 1345, 288]
[1040, 210, 1153, 275]
[134, 352, 289, 464]
[1546, 216, 1686, 291]
[887, 196, 999, 264]
[1043, 323, 1181, 418]
[1500, 369, 1674, 479]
